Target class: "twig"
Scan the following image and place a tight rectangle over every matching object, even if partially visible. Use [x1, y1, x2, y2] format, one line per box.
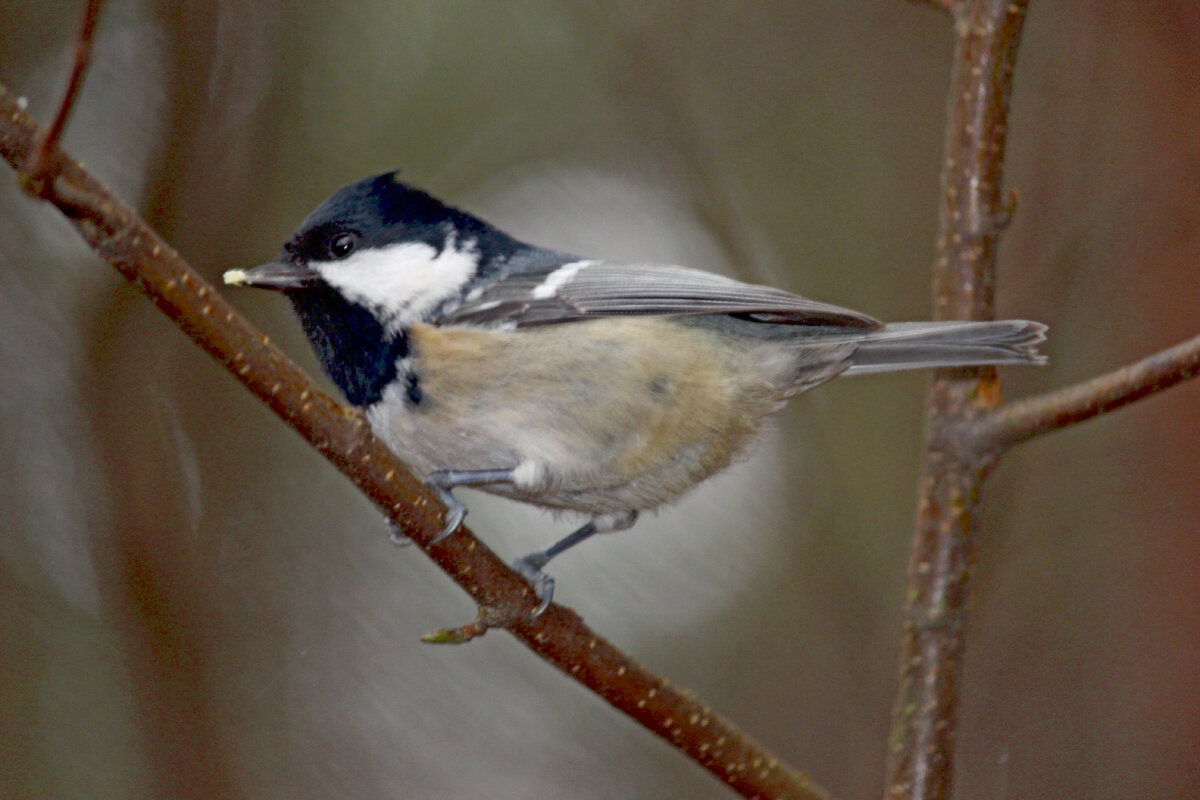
[17, 0, 105, 198]
[0, 82, 830, 800]
[885, 3, 1028, 800]
[978, 333, 1200, 450]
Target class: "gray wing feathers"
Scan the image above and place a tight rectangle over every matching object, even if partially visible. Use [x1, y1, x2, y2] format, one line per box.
[441, 262, 882, 329]
[437, 259, 1046, 372]
[844, 320, 1048, 374]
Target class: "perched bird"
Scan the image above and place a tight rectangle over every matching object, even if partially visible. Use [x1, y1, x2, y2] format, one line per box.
[224, 171, 1045, 613]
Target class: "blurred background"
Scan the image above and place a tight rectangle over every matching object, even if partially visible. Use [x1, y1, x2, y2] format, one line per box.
[1, 2, 1197, 798]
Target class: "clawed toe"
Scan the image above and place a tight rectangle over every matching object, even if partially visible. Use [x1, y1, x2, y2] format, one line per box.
[423, 474, 469, 545]
[512, 555, 555, 617]
[430, 504, 464, 544]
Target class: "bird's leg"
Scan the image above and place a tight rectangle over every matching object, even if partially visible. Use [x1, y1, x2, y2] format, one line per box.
[422, 469, 515, 543]
[514, 510, 638, 616]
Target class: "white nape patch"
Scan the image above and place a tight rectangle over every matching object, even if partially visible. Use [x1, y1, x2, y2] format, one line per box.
[531, 260, 593, 299]
[315, 238, 479, 332]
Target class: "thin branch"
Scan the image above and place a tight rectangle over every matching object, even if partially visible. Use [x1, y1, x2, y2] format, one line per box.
[978, 333, 1200, 450]
[886, 3, 1028, 800]
[0, 82, 830, 800]
[17, 0, 105, 199]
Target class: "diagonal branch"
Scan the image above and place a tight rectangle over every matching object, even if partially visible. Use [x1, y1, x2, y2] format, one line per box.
[0, 81, 830, 800]
[978, 333, 1200, 450]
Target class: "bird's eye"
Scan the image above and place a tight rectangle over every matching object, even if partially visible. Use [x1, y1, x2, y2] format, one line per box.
[327, 232, 358, 260]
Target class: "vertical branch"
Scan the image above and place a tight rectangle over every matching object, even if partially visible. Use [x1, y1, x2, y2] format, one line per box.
[885, 3, 1028, 800]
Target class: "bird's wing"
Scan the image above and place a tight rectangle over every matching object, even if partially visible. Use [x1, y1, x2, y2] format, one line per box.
[438, 260, 882, 329]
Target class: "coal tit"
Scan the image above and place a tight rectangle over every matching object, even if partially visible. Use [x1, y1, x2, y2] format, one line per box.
[224, 171, 1045, 614]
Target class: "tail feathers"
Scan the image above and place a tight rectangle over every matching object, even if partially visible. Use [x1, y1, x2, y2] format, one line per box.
[845, 320, 1047, 375]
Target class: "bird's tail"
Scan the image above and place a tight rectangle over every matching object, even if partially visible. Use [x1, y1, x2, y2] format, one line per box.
[844, 320, 1047, 374]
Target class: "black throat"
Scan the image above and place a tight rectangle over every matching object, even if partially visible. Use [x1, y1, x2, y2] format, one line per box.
[285, 285, 412, 407]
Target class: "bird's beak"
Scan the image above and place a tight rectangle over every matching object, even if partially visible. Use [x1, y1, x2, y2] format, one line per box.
[223, 262, 320, 290]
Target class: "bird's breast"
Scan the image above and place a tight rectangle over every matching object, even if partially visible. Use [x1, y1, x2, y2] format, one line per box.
[365, 317, 800, 513]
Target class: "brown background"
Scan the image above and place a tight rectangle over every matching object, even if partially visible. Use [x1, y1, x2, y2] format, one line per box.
[1, 2, 1197, 798]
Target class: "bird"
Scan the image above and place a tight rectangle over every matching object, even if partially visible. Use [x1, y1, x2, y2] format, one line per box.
[224, 171, 1045, 614]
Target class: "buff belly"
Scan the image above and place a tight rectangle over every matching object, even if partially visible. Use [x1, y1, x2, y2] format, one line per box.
[365, 317, 836, 515]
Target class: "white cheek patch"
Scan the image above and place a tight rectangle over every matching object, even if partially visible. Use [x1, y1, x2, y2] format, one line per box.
[531, 260, 593, 299]
[315, 240, 480, 332]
